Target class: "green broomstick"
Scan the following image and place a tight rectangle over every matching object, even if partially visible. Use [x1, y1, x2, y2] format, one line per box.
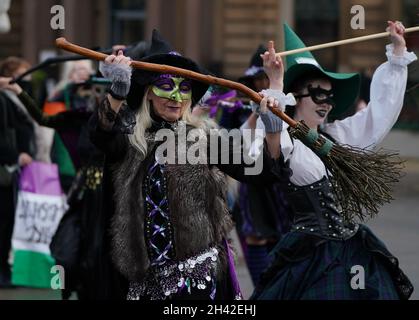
[55, 27, 418, 221]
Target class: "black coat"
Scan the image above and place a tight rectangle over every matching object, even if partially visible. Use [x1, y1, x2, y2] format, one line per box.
[0, 91, 34, 165]
[15, 91, 113, 299]
[86, 99, 284, 299]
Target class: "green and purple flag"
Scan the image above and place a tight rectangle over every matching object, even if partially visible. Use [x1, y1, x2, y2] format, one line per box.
[11, 161, 67, 288]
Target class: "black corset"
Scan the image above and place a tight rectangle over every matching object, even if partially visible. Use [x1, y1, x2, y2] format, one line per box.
[283, 177, 359, 240]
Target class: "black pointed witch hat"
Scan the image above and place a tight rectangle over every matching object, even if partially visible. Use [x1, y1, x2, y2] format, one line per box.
[237, 44, 267, 87]
[126, 29, 210, 110]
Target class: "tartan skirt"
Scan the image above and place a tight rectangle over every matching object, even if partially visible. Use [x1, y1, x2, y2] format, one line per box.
[251, 224, 413, 300]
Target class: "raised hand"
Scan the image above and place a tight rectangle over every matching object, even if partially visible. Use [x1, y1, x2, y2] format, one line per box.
[260, 40, 284, 91]
[99, 50, 132, 100]
[387, 21, 406, 56]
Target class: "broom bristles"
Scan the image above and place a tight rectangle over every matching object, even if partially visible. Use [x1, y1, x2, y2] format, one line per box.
[290, 121, 403, 222]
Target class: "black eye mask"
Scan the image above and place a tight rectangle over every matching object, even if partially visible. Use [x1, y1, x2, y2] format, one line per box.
[294, 84, 335, 107]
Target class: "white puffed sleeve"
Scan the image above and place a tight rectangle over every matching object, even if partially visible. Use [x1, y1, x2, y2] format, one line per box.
[323, 45, 417, 149]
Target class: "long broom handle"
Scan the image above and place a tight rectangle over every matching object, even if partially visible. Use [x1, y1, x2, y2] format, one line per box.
[277, 26, 419, 57]
[55, 37, 298, 127]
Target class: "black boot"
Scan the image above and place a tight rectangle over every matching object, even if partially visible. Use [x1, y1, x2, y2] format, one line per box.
[0, 265, 15, 288]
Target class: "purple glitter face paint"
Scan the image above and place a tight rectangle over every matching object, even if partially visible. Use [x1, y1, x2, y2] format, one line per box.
[153, 77, 192, 93]
[152, 75, 192, 102]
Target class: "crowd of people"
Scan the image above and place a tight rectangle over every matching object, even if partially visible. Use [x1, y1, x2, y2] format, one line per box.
[0, 20, 416, 300]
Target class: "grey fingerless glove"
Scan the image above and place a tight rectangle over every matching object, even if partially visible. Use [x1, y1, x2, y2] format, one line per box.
[259, 109, 283, 133]
[99, 61, 132, 99]
[258, 90, 296, 133]
[250, 101, 261, 115]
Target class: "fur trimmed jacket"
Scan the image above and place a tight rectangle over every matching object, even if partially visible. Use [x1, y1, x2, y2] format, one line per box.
[89, 101, 282, 284]
[110, 140, 234, 281]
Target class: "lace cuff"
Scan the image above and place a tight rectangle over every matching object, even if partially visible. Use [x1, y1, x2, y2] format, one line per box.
[98, 98, 136, 134]
[260, 90, 296, 111]
[385, 44, 418, 67]
[251, 90, 296, 115]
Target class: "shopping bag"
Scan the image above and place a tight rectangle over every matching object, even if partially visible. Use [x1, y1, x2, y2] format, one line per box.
[11, 161, 68, 288]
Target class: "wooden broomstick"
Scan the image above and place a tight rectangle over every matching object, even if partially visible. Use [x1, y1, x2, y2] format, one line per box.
[276, 26, 419, 57]
[56, 37, 406, 222]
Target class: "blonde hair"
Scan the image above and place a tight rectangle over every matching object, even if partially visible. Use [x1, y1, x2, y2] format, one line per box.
[62, 60, 94, 82]
[128, 87, 212, 160]
[52, 60, 94, 96]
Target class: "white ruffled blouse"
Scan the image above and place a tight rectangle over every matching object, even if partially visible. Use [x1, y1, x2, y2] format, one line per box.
[243, 45, 417, 186]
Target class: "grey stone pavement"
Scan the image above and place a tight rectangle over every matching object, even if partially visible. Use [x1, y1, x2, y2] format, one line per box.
[365, 159, 419, 300]
[1, 130, 418, 300]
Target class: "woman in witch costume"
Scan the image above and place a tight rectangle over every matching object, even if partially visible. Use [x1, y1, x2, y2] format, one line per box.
[229, 45, 292, 287]
[88, 29, 288, 300]
[250, 21, 416, 299]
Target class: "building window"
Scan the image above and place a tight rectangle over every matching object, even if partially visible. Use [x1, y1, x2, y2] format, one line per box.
[110, 0, 146, 45]
[294, 0, 339, 70]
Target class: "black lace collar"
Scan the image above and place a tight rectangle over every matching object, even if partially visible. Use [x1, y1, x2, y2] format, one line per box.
[149, 102, 179, 132]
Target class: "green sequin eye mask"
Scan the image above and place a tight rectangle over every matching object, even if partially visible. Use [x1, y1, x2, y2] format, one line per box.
[151, 75, 192, 102]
